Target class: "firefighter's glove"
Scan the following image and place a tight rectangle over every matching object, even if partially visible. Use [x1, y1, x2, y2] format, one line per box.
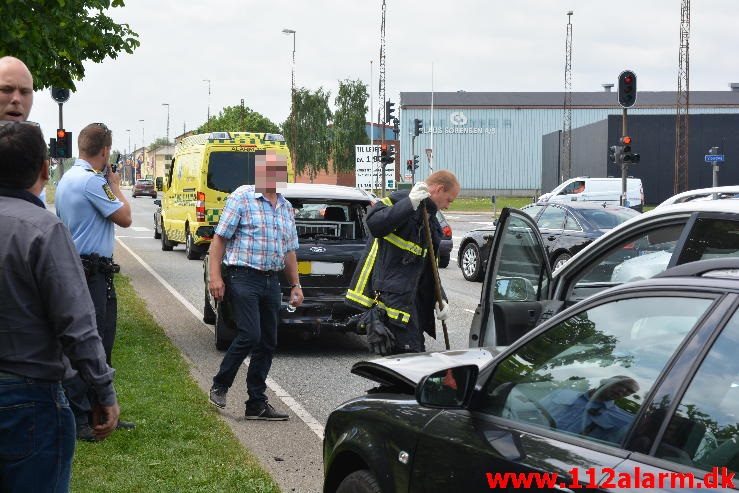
[364, 310, 396, 355]
[435, 301, 450, 321]
[409, 182, 430, 210]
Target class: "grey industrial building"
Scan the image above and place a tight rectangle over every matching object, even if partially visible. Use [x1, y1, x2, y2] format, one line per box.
[400, 89, 739, 200]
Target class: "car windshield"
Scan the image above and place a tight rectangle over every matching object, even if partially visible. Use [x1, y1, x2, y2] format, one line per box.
[579, 208, 639, 229]
[207, 151, 256, 193]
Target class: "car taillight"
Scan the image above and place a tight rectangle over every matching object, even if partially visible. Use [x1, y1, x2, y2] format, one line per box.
[442, 225, 452, 238]
[622, 242, 636, 250]
[196, 191, 206, 222]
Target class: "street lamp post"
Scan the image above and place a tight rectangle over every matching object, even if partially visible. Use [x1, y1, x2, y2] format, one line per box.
[202, 79, 211, 132]
[282, 28, 297, 173]
[162, 103, 170, 144]
[126, 129, 131, 184]
[139, 119, 145, 178]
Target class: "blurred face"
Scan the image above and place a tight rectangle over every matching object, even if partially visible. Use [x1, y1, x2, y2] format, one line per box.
[596, 380, 639, 402]
[0, 58, 33, 122]
[255, 150, 288, 193]
[429, 183, 460, 210]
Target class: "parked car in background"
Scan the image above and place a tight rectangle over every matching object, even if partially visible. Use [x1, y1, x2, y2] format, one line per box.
[458, 202, 639, 281]
[203, 183, 372, 349]
[539, 176, 644, 212]
[470, 200, 739, 347]
[658, 185, 739, 208]
[132, 178, 157, 198]
[323, 259, 739, 493]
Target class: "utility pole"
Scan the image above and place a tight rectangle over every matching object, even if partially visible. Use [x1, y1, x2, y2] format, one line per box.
[378, 0, 387, 197]
[282, 28, 297, 174]
[126, 129, 131, 184]
[202, 79, 211, 132]
[561, 11, 574, 182]
[674, 0, 691, 194]
[139, 119, 145, 178]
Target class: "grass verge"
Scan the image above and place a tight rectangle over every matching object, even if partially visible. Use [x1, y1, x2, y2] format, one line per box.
[71, 275, 280, 493]
[446, 196, 534, 213]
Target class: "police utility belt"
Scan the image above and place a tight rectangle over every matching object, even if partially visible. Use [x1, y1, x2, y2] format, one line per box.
[80, 253, 120, 277]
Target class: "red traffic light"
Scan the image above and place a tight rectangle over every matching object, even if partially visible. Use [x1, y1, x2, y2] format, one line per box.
[621, 136, 632, 145]
[57, 129, 67, 139]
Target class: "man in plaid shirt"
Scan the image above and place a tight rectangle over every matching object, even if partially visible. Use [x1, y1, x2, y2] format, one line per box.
[207, 149, 303, 420]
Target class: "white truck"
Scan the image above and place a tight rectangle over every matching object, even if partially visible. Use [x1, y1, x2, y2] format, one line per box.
[539, 177, 644, 211]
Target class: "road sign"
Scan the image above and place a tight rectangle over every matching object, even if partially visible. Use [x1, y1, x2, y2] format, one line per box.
[705, 154, 725, 163]
[355, 145, 395, 190]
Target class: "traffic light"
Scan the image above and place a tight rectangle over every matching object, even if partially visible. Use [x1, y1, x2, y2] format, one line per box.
[413, 118, 423, 137]
[392, 117, 400, 135]
[386, 145, 395, 164]
[380, 143, 388, 163]
[407, 159, 413, 172]
[608, 145, 618, 164]
[620, 135, 633, 163]
[54, 129, 73, 158]
[385, 100, 395, 123]
[618, 70, 637, 108]
[413, 154, 419, 170]
[380, 144, 395, 164]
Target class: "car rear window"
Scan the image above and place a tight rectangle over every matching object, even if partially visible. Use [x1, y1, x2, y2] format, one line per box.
[289, 201, 367, 241]
[579, 208, 639, 229]
[207, 152, 256, 193]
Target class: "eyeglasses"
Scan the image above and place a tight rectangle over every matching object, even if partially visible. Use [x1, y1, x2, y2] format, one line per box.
[92, 122, 112, 136]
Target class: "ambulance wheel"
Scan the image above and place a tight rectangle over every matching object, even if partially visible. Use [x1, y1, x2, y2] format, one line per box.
[161, 222, 174, 251]
[153, 217, 161, 239]
[186, 230, 202, 260]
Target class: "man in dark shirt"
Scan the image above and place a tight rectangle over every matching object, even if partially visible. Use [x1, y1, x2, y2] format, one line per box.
[0, 121, 119, 492]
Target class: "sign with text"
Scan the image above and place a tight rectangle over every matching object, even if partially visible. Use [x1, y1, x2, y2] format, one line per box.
[705, 154, 725, 163]
[355, 145, 396, 190]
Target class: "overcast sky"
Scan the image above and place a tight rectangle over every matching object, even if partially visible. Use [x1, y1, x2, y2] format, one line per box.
[29, 0, 738, 155]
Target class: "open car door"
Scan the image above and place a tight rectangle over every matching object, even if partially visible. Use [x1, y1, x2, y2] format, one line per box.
[469, 208, 557, 348]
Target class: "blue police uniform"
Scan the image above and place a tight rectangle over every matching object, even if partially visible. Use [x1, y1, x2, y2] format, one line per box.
[56, 158, 123, 432]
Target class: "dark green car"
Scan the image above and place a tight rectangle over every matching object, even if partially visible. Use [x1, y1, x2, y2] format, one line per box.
[323, 259, 739, 492]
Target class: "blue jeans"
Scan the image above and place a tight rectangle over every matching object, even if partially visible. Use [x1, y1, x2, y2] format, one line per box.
[212, 268, 281, 408]
[0, 372, 76, 492]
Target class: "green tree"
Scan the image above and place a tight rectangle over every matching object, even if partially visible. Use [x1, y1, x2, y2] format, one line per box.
[195, 104, 280, 134]
[331, 79, 369, 173]
[283, 87, 332, 182]
[0, 0, 139, 90]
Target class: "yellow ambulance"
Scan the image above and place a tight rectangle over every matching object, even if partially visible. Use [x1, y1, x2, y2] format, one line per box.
[155, 131, 294, 259]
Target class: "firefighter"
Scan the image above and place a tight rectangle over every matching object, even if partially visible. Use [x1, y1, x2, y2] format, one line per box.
[347, 170, 460, 353]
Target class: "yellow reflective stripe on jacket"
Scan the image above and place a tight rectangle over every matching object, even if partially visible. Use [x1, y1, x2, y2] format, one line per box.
[356, 239, 379, 295]
[346, 289, 411, 324]
[380, 196, 393, 206]
[384, 233, 427, 257]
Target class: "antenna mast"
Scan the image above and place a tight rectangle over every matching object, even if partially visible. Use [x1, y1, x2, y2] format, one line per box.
[674, 0, 691, 194]
[561, 11, 574, 182]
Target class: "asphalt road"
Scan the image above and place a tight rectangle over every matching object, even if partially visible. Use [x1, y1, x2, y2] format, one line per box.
[113, 192, 495, 492]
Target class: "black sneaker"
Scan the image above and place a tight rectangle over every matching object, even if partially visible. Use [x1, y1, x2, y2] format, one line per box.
[209, 386, 227, 408]
[116, 420, 136, 431]
[245, 402, 289, 421]
[76, 424, 98, 442]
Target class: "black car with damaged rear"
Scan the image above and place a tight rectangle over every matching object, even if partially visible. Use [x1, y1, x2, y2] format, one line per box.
[203, 183, 372, 350]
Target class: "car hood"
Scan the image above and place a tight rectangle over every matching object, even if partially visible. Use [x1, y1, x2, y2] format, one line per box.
[352, 347, 498, 388]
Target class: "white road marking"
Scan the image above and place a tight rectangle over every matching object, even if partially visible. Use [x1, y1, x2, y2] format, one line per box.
[115, 238, 326, 440]
[116, 236, 152, 239]
[464, 308, 476, 314]
[131, 226, 150, 232]
[470, 222, 495, 226]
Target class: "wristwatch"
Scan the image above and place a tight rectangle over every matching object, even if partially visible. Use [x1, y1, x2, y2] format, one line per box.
[290, 283, 302, 289]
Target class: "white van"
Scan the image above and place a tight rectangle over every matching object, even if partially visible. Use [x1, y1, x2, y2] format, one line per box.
[539, 177, 644, 211]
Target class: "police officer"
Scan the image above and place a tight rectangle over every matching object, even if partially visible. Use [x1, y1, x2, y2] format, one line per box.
[55, 122, 133, 441]
[347, 170, 460, 353]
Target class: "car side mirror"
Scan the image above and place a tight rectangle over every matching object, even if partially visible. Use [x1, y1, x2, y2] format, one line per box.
[494, 277, 535, 301]
[155, 177, 163, 191]
[153, 199, 161, 207]
[415, 365, 478, 409]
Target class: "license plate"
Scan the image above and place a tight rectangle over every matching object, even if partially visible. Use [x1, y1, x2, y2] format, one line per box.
[297, 261, 343, 275]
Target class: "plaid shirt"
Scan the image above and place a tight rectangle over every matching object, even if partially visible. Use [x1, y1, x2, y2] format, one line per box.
[216, 185, 299, 271]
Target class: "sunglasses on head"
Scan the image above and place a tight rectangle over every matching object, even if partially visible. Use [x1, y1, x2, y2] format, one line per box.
[92, 122, 112, 136]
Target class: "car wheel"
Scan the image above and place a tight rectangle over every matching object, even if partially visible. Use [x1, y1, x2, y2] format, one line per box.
[214, 303, 233, 351]
[203, 285, 216, 324]
[552, 252, 572, 270]
[439, 253, 450, 269]
[161, 222, 174, 251]
[185, 230, 201, 260]
[132, 194, 137, 198]
[336, 470, 381, 493]
[153, 216, 161, 239]
[461, 242, 482, 282]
